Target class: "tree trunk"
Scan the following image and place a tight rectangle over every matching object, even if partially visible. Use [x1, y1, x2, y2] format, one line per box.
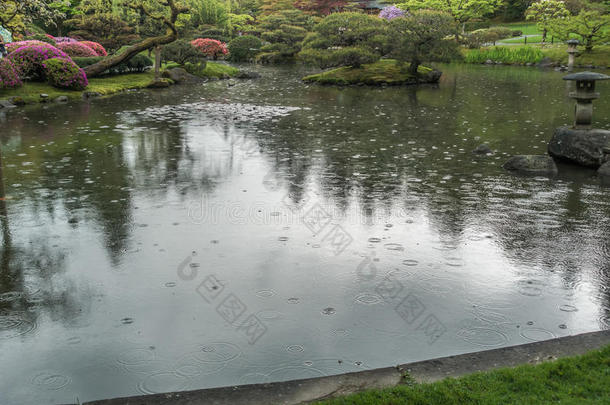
[83, 0, 187, 77]
[542, 28, 547, 44]
[154, 45, 161, 81]
[409, 60, 420, 76]
[84, 32, 177, 77]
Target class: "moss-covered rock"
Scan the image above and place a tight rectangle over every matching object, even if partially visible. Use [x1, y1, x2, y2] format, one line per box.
[302, 59, 441, 86]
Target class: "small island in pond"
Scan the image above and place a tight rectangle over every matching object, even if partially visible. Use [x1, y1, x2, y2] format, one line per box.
[302, 59, 441, 86]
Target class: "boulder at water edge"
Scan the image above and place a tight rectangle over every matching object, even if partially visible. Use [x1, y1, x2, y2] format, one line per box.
[503, 155, 558, 175]
[548, 127, 610, 168]
[162, 68, 201, 84]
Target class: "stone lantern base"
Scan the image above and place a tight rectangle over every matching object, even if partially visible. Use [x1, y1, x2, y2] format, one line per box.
[548, 127, 610, 168]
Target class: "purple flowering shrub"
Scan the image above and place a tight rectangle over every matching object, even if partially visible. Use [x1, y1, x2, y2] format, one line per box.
[6, 40, 56, 53]
[0, 59, 22, 89]
[379, 5, 406, 20]
[57, 42, 98, 57]
[8, 44, 71, 79]
[43, 58, 88, 90]
[53, 37, 79, 44]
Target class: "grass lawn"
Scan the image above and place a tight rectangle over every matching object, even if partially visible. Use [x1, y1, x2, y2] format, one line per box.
[491, 22, 542, 36]
[0, 72, 157, 104]
[303, 59, 436, 86]
[314, 345, 610, 405]
[499, 35, 544, 44]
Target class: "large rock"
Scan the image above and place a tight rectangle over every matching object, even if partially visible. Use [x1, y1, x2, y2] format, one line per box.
[236, 71, 261, 79]
[548, 127, 610, 168]
[503, 155, 558, 175]
[161, 68, 201, 84]
[0, 99, 15, 109]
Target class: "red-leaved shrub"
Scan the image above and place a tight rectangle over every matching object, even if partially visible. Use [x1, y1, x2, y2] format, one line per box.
[80, 41, 107, 57]
[57, 41, 98, 57]
[190, 38, 228, 59]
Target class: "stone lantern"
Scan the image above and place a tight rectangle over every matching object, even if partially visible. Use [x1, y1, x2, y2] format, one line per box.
[563, 71, 610, 129]
[566, 39, 579, 71]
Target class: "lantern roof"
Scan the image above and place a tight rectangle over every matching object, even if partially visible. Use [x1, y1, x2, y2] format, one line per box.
[563, 72, 610, 81]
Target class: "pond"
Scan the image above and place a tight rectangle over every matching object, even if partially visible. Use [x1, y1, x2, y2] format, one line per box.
[0, 64, 609, 404]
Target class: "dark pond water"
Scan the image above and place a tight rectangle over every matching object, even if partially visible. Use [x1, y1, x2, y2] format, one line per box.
[0, 63, 609, 404]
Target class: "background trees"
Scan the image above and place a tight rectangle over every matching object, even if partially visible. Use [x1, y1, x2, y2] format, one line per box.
[398, 0, 503, 39]
[390, 10, 458, 74]
[525, 0, 569, 43]
[258, 9, 313, 63]
[299, 12, 389, 68]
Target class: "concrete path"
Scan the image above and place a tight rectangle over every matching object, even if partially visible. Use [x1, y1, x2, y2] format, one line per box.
[84, 330, 610, 405]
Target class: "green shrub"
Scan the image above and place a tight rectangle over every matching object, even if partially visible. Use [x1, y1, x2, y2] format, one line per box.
[24, 34, 56, 46]
[488, 27, 514, 40]
[464, 46, 545, 64]
[43, 57, 88, 90]
[72, 56, 104, 68]
[228, 35, 262, 62]
[465, 29, 501, 48]
[161, 39, 203, 65]
[512, 30, 523, 37]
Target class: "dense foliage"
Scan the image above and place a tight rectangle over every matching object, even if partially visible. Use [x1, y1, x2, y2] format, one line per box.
[389, 10, 459, 74]
[161, 39, 203, 65]
[42, 57, 88, 90]
[258, 9, 314, 63]
[228, 35, 262, 62]
[300, 12, 389, 68]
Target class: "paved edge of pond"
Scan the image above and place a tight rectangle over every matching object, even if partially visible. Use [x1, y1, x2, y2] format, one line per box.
[82, 329, 610, 405]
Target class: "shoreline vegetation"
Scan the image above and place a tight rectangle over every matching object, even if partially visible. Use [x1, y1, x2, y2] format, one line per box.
[0, 62, 239, 105]
[303, 59, 440, 86]
[314, 344, 610, 405]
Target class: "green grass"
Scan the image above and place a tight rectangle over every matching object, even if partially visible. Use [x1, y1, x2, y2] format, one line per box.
[463, 46, 545, 64]
[0, 72, 157, 104]
[491, 22, 542, 36]
[303, 59, 435, 86]
[499, 35, 544, 44]
[315, 345, 610, 405]
[541, 45, 610, 67]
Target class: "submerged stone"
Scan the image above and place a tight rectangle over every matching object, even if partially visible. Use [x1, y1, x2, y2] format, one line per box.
[473, 144, 493, 155]
[548, 127, 610, 168]
[503, 155, 558, 175]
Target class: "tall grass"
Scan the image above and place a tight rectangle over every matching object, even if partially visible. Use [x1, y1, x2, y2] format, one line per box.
[464, 46, 545, 64]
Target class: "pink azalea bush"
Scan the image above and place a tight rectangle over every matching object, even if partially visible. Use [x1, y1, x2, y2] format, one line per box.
[8, 44, 71, 78]
[6, 40, 56, 53]
[80, 41, 107, 57]
[0, 59, 22, 89]
[57, 41, 98, 57]
[191, 38, 228, 59]
[379, 5, 407, 20]
[42, 58, 88, 90]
